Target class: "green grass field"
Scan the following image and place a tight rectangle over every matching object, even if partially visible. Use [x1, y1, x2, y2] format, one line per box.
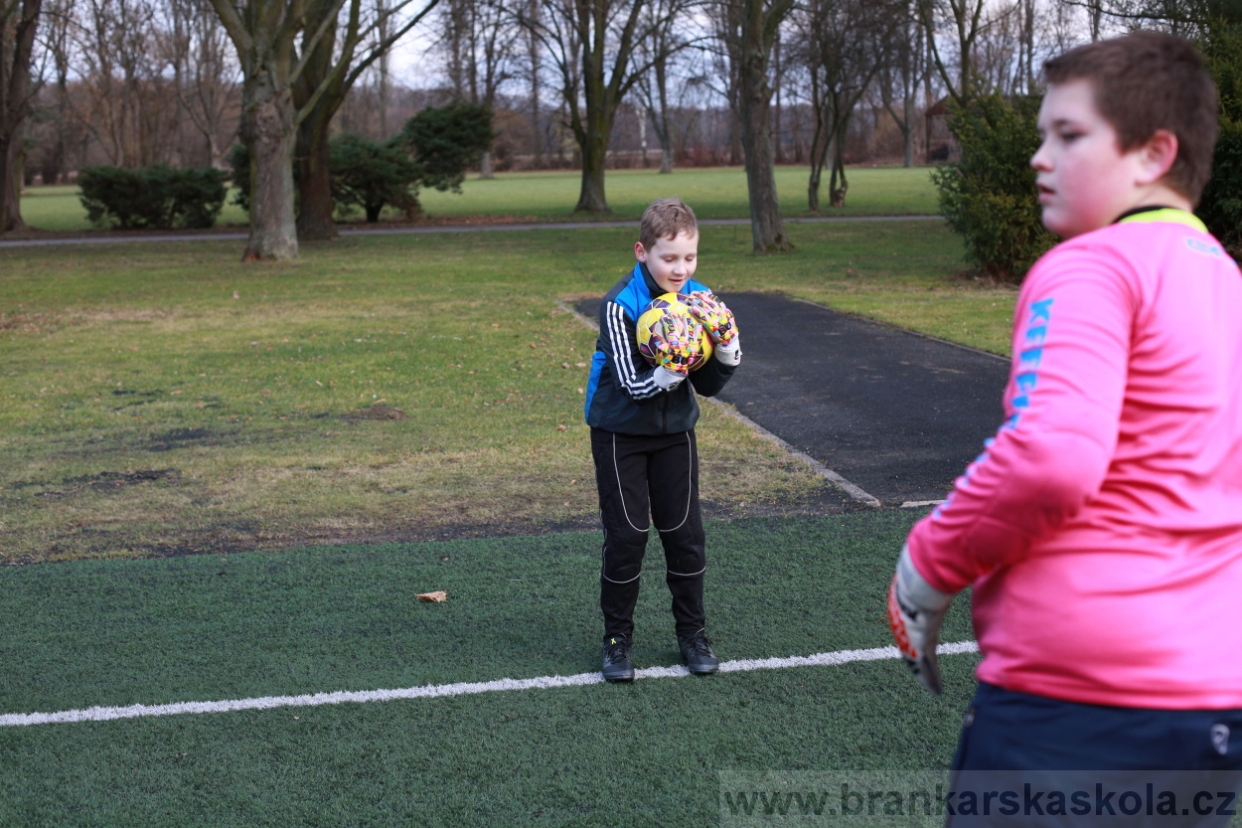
[0, 220, 1015, 564]
[0, 512, 979, 826]
[15, 166, 939, 233]
[1, 167, 1006, 825]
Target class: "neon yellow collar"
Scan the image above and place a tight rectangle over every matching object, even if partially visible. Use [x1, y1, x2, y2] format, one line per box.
[1117, 207, 1207, 232]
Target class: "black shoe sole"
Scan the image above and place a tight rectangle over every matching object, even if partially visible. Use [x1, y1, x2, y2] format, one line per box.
[603, 670, 635, 683]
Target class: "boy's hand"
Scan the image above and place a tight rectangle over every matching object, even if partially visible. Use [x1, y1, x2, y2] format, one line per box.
[683, 292, 738, 347]
[715, 339, 741, 367]
[652, 366, 685, 391]
[646, 313, 698, 375]
[887, 545, 952, 695]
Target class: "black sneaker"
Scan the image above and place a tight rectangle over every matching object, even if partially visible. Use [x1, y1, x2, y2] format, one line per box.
[678, 631, 719, 675]
[601, 636, 635, 683]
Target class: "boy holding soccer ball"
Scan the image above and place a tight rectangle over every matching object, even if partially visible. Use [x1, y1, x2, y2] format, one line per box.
[888, 31, 1242, 795]
[584, 197, 741, 682]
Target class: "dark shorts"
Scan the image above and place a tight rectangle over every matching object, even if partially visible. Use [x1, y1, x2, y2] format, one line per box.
[947, 682, 1242, 827]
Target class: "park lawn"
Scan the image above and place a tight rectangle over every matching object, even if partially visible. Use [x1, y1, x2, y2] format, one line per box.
[15, 166, 939, 233]
[0, 218, 1010, 564]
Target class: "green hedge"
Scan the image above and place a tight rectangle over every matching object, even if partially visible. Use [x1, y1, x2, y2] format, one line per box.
[930, 95, 1056, 283]
[78, 166, 228, 230]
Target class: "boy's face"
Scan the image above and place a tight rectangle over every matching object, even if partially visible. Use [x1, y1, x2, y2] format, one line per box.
[1031, 79, 1168, 238]
[635, 230, 698, 294]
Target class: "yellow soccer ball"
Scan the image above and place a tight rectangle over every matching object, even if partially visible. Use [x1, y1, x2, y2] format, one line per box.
[635, 292, 714, 372]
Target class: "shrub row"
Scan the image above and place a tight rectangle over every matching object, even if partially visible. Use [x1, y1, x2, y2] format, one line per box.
[78, 166, 228, 230]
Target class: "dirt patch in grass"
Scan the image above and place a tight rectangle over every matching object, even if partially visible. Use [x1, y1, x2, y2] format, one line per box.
[146, 427, 235, 452]
[29, 468, 181, 499]
[342, 405, 408, 421]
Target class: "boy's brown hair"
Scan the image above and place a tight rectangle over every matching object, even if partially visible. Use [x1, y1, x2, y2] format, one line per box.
[1043, 30, 1218, 205]
[639, 197, 698, 251]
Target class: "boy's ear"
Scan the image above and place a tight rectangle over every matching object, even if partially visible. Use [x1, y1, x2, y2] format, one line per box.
[634, 241, 648, 262]
[1135, 129, 1180, 185]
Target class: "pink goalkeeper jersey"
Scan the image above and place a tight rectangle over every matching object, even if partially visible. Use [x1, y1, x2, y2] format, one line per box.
[907, 209, 1242, 709]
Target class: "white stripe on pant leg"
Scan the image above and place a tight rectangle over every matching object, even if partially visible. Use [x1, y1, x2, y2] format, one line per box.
[0, 641, 979, 727]
[611, 433, 649, 534]
[653, 431, 693, 533]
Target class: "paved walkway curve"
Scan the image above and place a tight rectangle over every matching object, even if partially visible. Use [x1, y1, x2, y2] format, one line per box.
[574, 293, 1010, 508]
[0, 214, 939, 249]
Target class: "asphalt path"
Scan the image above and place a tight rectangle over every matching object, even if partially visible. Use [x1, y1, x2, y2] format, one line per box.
[577, 292, 1011, 507]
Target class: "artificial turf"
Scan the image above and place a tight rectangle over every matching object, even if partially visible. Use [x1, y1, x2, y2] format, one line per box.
[0, 511, 978, 826]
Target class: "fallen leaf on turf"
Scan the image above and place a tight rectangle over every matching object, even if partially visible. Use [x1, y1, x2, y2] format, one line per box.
[557, 425, 567, 431]
[417, 590, 447, 603]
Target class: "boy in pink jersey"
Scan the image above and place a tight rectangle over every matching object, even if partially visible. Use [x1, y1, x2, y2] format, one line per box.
[887, 30, 1242, 815]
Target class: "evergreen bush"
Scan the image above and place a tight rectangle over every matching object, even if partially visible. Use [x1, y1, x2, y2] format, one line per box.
[930, 94, 1056, 283]
[1198, 15, 1242, 254]
[228, 102, 495, 224]
[329, 135, 422, 222]
[78, 166, 228, 230]
[397, 101, 496, 194]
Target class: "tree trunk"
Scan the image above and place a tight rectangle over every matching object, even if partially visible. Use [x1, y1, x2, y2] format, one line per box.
[241, 78, 298, 261]
[480, 149, 494, 179]
[1, 0, 41, 232]
[807, 158, 822, 213]
[295, 115, 337, 240]
[807, 118, 830, 213]
[0, 131, 27, 232]
[735, 8, 790, 252]
[903, 93, 914, 168]
[654, 52, 673, 174]
[576, 135, 609, 212]
[574, 101, 612, 213]
[729, 114, 742, 166]
[829, 139, 847, 207]
[291, 0, 341, 244]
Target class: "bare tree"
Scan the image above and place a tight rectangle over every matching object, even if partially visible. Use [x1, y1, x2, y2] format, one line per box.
[1, 0, 43, 231]
[292, 0, 437, 240]
[207, 0, 438, 258]
[436, 0, 517, 178]
[633, 0, 699, 173]
[166, 0, 240, 168]
[877, 1, 929, 167]
[73, 0, 179, 167]
[703, 11, 742, 164]
[518, 0, 666, 213]
[918, 0, 986, 104]
[35, 0, 70, 184]
[521, 0, 543, 167]
[717, 0, 796, 251]
[795, 0, 893, 211]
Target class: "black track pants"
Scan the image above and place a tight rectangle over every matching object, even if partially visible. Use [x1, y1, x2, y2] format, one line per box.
[591, 428, 706, 641]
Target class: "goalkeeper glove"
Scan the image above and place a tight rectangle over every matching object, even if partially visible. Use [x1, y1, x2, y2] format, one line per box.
[645, 313, 698, 375]
[653, 366, 685, 391]
[682, 292, 738, 347]
[715, 337, 741, 367]
[887, 544, 952, 695]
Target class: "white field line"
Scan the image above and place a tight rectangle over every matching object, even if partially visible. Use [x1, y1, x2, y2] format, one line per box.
[554, 300, 883, 508]
[0, 641, 978, 728]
